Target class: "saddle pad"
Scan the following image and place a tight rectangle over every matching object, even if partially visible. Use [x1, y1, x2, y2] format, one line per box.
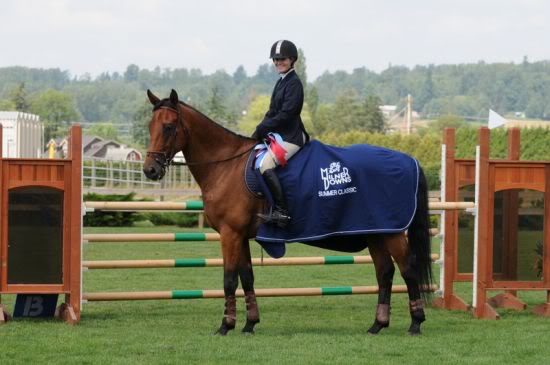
[255, 140, 419, 258]
[244, 149, 264, 198]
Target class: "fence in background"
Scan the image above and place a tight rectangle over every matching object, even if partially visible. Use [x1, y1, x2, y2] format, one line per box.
[82, 157, 200, 198]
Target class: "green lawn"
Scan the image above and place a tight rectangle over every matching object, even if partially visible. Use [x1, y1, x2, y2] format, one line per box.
[1, 226, 550, 364]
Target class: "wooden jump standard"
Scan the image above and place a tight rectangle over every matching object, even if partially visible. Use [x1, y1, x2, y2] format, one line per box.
[0, 125, 82, 324]
[433, 127, 550, 319]
[473, 128, 550, 319]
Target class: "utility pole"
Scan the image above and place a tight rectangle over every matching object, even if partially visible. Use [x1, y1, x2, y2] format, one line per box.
[405, 94, 413, 135]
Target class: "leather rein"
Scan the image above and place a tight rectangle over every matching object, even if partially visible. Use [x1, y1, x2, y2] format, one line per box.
[146, 104, 255, 169]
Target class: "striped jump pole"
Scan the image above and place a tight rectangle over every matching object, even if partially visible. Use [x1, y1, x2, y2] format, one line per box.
[83, 254, 440, 269]
[84, 200, 204, 212]
[85, 200, 473, 212]
[83, 232, 220, 242]
[429, 201, 475, 210]
[84, 230, 439, 243]
[83, 284, 438, 301]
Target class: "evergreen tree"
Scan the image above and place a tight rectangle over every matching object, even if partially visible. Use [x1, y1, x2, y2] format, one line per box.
[295, 48, 307, 87]
[255, 63, 278, 83]
[306, 85, 320, 116]
[132, 101, 151, 148]
[9, 82, 30, 111]
[332, 91, 360, 132]
[233, 65, 247, 85]
[362, 95, 385, 133]
[206, 86, 228, 126]
[124, 64, 140, 82]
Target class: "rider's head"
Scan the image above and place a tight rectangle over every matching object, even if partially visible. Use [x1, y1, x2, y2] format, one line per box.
[270, 40, 298, 74]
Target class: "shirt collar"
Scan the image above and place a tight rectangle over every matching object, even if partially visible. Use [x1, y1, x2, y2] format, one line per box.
[280, 68, 295, 80]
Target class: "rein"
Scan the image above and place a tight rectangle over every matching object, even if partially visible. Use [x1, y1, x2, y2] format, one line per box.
[171, 146, 255, 166]
[146, 104, 255, 169]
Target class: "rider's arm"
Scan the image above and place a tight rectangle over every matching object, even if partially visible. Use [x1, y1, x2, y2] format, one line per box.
[255, 78, 303, 138]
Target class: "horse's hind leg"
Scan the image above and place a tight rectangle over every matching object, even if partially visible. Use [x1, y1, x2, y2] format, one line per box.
[239, 239, 260, 334]
[367, 240, 395, 335]
[386, 234, 426, 335]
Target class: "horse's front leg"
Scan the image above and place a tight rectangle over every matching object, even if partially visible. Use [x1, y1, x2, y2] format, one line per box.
[367, 241, 395, 335]
[239, 238, 260, 334]
[216, 230, 242, 336]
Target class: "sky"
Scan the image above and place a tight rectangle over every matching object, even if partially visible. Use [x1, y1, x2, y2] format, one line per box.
[1, 0, 549, 80]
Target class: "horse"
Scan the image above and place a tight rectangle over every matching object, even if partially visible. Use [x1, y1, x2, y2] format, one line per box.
[143, 89, 433, 336]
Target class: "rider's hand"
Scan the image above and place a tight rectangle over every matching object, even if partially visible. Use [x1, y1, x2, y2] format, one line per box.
[254, 124, 269, 140]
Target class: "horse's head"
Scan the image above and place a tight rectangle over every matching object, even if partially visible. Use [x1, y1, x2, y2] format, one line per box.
[143, 89, 185, 180]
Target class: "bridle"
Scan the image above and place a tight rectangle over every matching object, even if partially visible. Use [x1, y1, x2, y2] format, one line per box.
[145, 105, 184, 172]
[146, 103, 255, 172]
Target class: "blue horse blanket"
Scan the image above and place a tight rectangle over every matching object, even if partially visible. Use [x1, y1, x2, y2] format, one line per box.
[255, 140, 419, 258]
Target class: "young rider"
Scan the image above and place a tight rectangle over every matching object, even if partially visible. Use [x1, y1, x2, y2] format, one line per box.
[253, 39, 310, 228]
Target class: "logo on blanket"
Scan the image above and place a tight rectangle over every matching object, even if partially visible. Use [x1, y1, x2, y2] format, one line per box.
[319, 162, 357, 197]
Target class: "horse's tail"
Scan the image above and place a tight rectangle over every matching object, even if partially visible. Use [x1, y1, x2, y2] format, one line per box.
[407, 164, 433, 300]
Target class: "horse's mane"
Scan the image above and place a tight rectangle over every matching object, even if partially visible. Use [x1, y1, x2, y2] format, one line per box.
[153, 98, 253, 142]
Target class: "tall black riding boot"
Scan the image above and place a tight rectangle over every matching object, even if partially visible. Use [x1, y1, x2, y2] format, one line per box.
[258, 169, 291, 228]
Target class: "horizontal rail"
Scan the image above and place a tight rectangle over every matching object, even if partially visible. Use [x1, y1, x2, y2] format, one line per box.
[84, 201, 204, 211]
[83, 284, 438, 301]
[82, 254, 441, 269]
[84, 201, 475, 212]
[84, 229, 439, 243]
[83, 232, 219, 242]
[83, 176, 160, 186]
[429, 201, 475, 210]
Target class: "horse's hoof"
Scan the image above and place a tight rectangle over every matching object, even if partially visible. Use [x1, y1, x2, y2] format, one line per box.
[367, 320, 389, 335]
[215, 327, 230, 336]
[242, 319, 259, 334]
[407, 324, 422, 336]
[215, 323, 235, 336]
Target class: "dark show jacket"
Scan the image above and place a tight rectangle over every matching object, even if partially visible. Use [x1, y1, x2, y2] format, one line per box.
[256, 70, 309, 146]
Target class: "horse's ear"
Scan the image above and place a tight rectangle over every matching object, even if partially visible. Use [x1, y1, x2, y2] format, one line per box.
[147, 89, 160, 105]
[170, 89, 179, 105]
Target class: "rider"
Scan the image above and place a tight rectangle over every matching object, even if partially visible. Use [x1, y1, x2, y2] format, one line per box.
[254, 39, 310, 228]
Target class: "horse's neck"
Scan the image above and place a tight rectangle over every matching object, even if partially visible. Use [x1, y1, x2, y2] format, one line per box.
[180, 105, 253, 191]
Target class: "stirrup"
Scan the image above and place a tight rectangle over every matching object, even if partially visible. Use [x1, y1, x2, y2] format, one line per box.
[258, 209, 291, 228]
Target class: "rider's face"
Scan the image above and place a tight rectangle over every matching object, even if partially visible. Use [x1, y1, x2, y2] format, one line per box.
[273, 57, 292, 74]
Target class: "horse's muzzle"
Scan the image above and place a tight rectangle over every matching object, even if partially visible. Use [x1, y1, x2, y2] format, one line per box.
[143, 162, 165, 181]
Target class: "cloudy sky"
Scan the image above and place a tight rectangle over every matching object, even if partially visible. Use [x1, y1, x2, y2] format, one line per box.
[1, 0, 549, 80]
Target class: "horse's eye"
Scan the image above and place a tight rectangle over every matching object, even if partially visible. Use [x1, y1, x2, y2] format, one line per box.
[163, 123, 175, 137]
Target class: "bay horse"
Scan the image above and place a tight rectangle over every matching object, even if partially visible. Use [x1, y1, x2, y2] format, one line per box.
[143, 89, 433, 335]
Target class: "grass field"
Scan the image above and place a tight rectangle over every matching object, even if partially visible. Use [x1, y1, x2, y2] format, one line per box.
[1, 225, 550, 364]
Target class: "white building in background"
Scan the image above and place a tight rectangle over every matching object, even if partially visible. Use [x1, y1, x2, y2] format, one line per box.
[379, 105, 397, 118]
[0, 112, 44, 158]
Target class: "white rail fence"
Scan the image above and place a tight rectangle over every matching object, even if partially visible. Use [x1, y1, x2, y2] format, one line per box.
[83, 157, 200, 197]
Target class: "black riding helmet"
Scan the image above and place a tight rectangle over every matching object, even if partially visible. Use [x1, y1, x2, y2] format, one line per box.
[270, 40, 298, 61]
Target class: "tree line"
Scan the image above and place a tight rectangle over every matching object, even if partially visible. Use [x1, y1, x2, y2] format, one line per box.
[1, 55, 550, 146]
